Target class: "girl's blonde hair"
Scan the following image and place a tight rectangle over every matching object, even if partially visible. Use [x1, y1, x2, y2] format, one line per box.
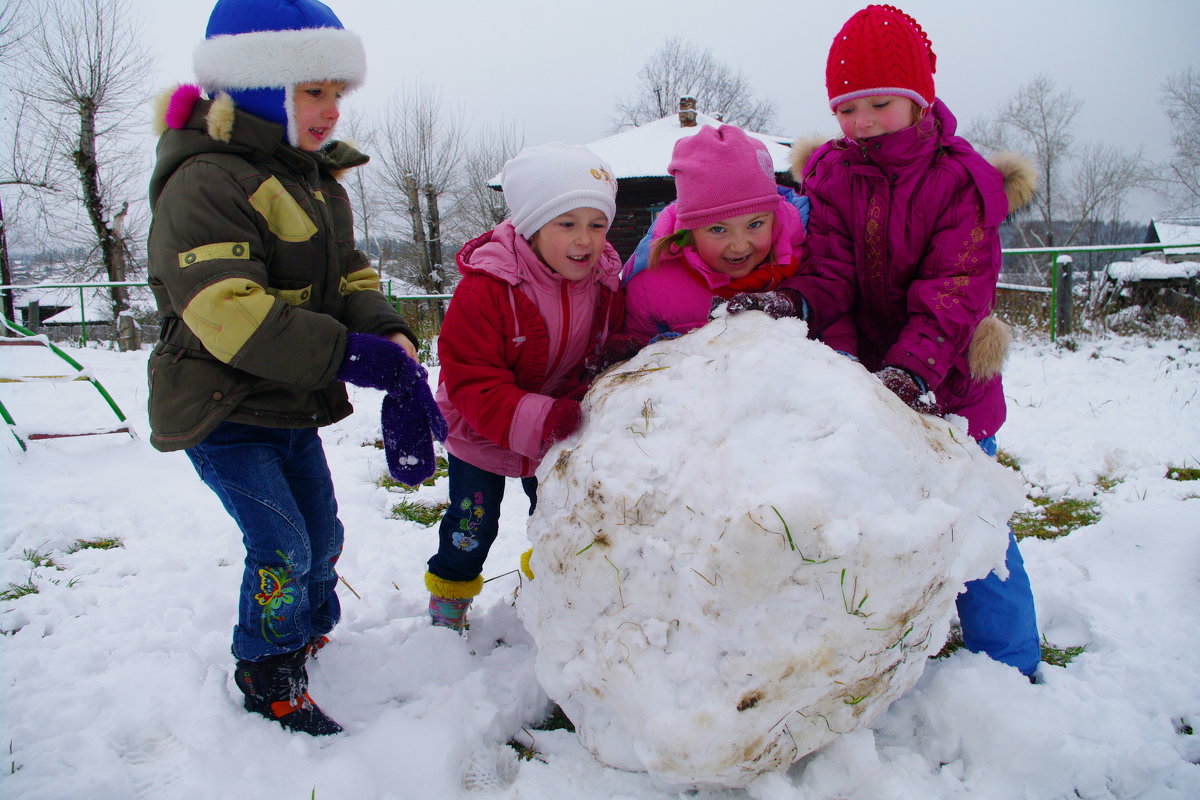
[648, 230, 693, 270]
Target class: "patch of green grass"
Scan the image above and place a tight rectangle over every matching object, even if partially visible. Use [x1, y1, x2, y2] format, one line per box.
[996, 448, 1021, 471]
[1095, 473, 1124, 492]
[66, 537, 123, 553]
[932, 626, 964, 660]
[0, 579, 39, 602]
[1041, 640, 1086, 668]
[375, 455, 449, 490]
[934, 628, 1087, 671]
[1011, 496, 1102, 540]
[1166, 465, 1200, 481]
[389, 499, 449, 527]
[22, 548, 58, 570]
[505, 705, 575, 764]
[531, 704, 575, 733]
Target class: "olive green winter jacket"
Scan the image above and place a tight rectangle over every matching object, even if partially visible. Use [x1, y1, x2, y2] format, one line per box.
[146, 92, 415, 452]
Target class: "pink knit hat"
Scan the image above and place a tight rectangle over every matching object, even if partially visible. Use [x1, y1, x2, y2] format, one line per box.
[669, 125, 779, 230]
[826, 4, 937, 110]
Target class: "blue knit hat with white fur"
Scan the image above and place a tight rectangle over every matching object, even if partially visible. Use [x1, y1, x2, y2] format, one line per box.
[194, 0, 365, 146]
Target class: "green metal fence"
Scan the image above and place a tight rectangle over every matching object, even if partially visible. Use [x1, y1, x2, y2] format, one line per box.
[3, 240, 1197, 346]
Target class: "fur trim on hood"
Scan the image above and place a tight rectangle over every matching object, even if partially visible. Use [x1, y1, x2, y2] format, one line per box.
[789, 135, 828, 184]
[151, 85, 235, 143]
[788, 134, 1037, 216]
[989, 150, 1037, 215]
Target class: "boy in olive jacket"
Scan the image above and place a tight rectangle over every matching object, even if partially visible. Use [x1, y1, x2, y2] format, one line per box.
[146, 0, 444, 735]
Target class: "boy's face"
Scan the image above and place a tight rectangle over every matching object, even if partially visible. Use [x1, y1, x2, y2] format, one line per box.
[529, 207, 611, 281]
[293, 80, 346, 151]
[691, 212, 774, 279]
[834, 95, 922, 140]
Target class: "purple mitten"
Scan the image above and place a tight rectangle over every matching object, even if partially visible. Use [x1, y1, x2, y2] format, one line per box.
[336, 333, 426, 397]
[876, 366, 939, 415]
[380, 380, 447, 486]
[724, 290, 800, 319]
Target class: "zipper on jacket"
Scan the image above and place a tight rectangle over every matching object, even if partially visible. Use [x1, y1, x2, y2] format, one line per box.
[545, 280, 572, 383]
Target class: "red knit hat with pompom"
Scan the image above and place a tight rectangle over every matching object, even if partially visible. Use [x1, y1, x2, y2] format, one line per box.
[826, 5, 937, 110]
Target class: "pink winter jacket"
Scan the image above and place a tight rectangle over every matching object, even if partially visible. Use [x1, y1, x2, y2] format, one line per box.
[787, 100, 1010, 439]
[436, 221, 623, 477]
[623, 196, 806, 342]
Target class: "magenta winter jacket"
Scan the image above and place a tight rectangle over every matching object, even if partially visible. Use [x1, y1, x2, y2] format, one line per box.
[623, 196, 806, 342]
[436, 221, 623, 477]
[788, 100, 1010, 439]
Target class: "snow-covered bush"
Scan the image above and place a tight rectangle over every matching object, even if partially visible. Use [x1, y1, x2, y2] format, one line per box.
[519, 313, 1024, 788]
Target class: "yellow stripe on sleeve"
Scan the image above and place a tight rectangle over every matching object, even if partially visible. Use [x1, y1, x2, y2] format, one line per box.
[178, 242, 250, 268]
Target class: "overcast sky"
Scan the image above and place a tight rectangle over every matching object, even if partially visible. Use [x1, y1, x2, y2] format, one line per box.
[125, 0, 1200, 223]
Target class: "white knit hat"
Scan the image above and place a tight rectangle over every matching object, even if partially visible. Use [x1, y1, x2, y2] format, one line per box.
[502, 143, 618, 239]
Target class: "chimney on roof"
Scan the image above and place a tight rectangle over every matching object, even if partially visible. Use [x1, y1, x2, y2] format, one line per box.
[679, 96, 696, 128]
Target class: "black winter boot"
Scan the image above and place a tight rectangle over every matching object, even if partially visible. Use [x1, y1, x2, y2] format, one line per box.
[233, 649, 343, 736]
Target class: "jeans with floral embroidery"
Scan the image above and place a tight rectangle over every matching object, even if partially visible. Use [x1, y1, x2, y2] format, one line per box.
[428, 454, 537, 583]
[186, 422, 343, 662]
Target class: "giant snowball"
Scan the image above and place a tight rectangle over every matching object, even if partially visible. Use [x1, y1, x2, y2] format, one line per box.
[518, 313, 1024, 789]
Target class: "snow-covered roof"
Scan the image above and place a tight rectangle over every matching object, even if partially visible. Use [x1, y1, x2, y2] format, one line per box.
[583, 112, 794, 180]
[1150, 219, 1200, 255]
[489, 112, 794, 186]
[1106, 256, 1200, 281]
[13, 286, 154, 324]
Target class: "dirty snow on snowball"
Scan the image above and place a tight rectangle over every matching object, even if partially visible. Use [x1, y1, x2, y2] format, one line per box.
[520, 314, 1022, 788]
[1, 325, 1198, 800]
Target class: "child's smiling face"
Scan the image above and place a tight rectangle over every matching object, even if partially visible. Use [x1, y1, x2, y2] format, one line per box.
[692, 212, 774, 279]
[834, 95, 922, 141]
[529, 207, 611, 281]
[293, 80, 346, 151]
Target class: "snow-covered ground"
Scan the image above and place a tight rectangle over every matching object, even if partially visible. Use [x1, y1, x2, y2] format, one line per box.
[1, 331, 1198, 799]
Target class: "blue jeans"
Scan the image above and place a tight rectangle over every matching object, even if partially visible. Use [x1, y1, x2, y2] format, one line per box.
[956, 435, 1041, 675]
[428, 454, 537, 583]
[186, 422, 344, 662]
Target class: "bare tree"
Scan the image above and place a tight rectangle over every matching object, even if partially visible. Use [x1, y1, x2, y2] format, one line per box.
[1157, 67, 1200, 215]
[19, 0, 152, 341]
[1, 95, 63, 322]
[453, 120, 523, 241]
[336, 108, 385, 265]
[970, 74, 1147, 280]
[374, 84, 466, 299]
[610, 38, 777, 132]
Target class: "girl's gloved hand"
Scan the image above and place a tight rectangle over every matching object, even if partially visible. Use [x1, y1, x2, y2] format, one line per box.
[876, 366, 939, 415]
[724, 291, 801, 319]
[542, 398, 582, 447]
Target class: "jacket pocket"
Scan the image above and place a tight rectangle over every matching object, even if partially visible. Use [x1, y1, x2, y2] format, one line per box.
[148, 345, 247, 450]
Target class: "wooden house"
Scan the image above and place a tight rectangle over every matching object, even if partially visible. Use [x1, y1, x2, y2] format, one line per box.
[1097, 218, 1200, 321]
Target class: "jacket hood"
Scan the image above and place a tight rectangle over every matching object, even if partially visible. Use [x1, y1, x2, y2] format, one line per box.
[456, 220, 623, 293]
[149, 84, 367, 206]
[791, 101, 1038, 217]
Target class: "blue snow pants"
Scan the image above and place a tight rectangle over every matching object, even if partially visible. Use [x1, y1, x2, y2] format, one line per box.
[956, 435, 1041, 676]
[186, 422, 344, 662]
[428, 454, 537, 583]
